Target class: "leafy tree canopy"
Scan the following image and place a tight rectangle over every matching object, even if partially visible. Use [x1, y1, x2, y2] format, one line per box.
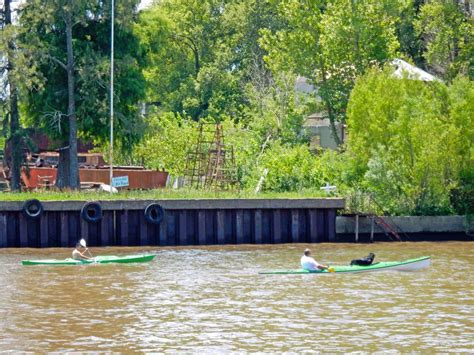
[19, 0, 146, 150]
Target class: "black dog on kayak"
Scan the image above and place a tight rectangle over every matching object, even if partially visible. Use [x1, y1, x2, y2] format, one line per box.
[350, 253, 375, 266]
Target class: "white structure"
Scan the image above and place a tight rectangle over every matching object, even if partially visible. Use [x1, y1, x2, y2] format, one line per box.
[390, 59, 440, 82]
[303, 113, 345, 151]
[296, 60, 438, 151]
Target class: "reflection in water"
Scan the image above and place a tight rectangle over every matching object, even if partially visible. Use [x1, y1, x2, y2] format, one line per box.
[0, 242, 473, 352]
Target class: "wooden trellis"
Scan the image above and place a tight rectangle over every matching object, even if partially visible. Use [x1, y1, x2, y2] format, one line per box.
[184, 123, 238, 190]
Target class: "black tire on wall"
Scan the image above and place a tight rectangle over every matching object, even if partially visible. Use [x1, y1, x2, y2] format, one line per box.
[81, 201, 103, 223]
[144, 203, 165, 225]
[22, 199, 44, 219]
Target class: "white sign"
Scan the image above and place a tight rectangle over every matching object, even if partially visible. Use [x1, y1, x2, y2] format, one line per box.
[320, 182, 336, 194]
[112, 176, 129, 188]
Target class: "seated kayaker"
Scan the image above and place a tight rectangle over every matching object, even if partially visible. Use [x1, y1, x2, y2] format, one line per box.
[72, 242, 93, 260]
[301, 248, 329, 271]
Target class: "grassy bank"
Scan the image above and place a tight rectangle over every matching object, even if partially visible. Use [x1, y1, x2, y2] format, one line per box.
[0, 188, 338, 201]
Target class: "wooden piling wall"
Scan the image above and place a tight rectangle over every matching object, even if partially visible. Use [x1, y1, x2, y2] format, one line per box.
[0, 199, 345, 247]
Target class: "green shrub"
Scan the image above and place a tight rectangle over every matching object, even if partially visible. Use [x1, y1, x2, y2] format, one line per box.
[346, 68, 473, 215]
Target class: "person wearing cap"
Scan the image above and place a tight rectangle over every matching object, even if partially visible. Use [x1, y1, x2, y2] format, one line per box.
[301, 248, 329, 271]
[72, 241, 93, 260]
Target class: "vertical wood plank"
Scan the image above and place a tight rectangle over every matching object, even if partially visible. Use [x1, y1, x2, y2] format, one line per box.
[100, 211, 114, 247]
[198, 210, 206, 245]
[179, 210, 187, 246]
[159, 213, 167, 246]
[140, 214, 148, 246]
[7, 215, 16, 247]
[262, 210, 271, 244]
[291, 209, 299, 243]
[328, 209, 336, 242]
[120, 210, 129, 246]
[61, 212, 69, 247]
[101, 212, 110, 246]
[217, 210, 225, 245]
[235, 209, 244, 244]
[254, 209, 262, 244]
[309, 210, 318, 243]
[317, 210, 326, 242]
[206, 211, 216, 245]
[272, 210, 281, 244]
[355, 214, 359, 243]
[40, 212, 49, 248]
[243, 210, 252, 243]
[224, 211, 234, 244]
[0, 214, 7, 247]
[19, 213, 28, 247]
[370, 216, 375, 243]
[26, 219, 38, 248]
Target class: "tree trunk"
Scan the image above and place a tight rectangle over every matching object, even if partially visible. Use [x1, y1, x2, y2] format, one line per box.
[65, 8, 79, 189]
[319, 60, 342, 146]
[351, 0, 360, 66]
[4, 0, 22, 191]
[55, 146, 70, 189]
[463, 0, 471, 17]
[8, 85, 21, 191]
[193, 47, 200, 74]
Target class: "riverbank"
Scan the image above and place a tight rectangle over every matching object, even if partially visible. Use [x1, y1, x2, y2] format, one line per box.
[0, 198, 344, 248]
[1, 198, 472, 247]
[0, 189, 334, 201]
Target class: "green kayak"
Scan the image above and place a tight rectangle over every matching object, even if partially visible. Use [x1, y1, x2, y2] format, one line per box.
[259, 256, 431, 274]
[22, 254, 156, 266]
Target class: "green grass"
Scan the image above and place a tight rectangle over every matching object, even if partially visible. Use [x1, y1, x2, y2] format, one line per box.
[0, 188, 339, 201]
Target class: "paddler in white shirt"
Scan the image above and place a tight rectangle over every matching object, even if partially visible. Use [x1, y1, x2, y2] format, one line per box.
[72, 241, 93, 260]
[300, 248, 329, 271]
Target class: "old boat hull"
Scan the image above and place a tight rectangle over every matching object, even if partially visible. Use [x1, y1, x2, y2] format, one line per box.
[259, 256, 431, 274]
[22, 254, 156, 266]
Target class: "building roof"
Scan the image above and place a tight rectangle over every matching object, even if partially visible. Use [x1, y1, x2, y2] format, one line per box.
[295, 76, 317, 94]
[391, 59, 440, 82]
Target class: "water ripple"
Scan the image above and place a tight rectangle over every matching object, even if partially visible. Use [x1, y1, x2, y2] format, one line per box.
[0, 242, 472, 352]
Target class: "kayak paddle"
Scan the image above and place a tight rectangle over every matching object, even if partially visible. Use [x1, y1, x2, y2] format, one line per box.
[80, 238, 94, 258]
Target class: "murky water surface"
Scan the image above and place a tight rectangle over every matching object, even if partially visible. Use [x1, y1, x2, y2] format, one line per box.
[0, 242, 473, 352]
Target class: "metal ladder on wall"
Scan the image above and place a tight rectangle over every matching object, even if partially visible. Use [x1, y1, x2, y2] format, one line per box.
[368, 214, 402, 241]
[352, 192, 409, 242]
[366, 195, 409, 241]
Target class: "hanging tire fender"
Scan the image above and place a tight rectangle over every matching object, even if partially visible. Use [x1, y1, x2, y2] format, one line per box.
[144, 203, 165, 225]
[81, 201, 103, 223]
[22, 199, 44, 220]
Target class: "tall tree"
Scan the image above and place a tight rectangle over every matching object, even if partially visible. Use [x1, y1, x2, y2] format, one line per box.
[1, 0, 21, 190]
[136, 0, 286, 122]
[396, 0, 425, 68]
[137, 0, 238, 120]
[260, 0, 403, 144]
[1, 0, 42, 190]
[416, 0, 473, 80]
[20, 0, 145, 187]
[20, 0, 92, 189]
[346, 68, 472, 215]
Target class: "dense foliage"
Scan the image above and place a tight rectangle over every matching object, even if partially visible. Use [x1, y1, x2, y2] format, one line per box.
[1, 0, 472, 215]
[347, 69, 472, 215]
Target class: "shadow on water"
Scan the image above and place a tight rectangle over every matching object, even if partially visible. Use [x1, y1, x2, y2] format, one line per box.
[0, 242, 473, 352]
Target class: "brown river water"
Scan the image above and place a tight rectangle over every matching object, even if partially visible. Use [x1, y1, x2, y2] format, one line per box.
[0, 242, 473, 353]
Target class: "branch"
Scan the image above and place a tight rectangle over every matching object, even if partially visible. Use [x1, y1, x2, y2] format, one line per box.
[172, 33, 199, 54]
[257, 134, 272, 162]
[46, 54, 67, 71]
[42, 109, 68, 134]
